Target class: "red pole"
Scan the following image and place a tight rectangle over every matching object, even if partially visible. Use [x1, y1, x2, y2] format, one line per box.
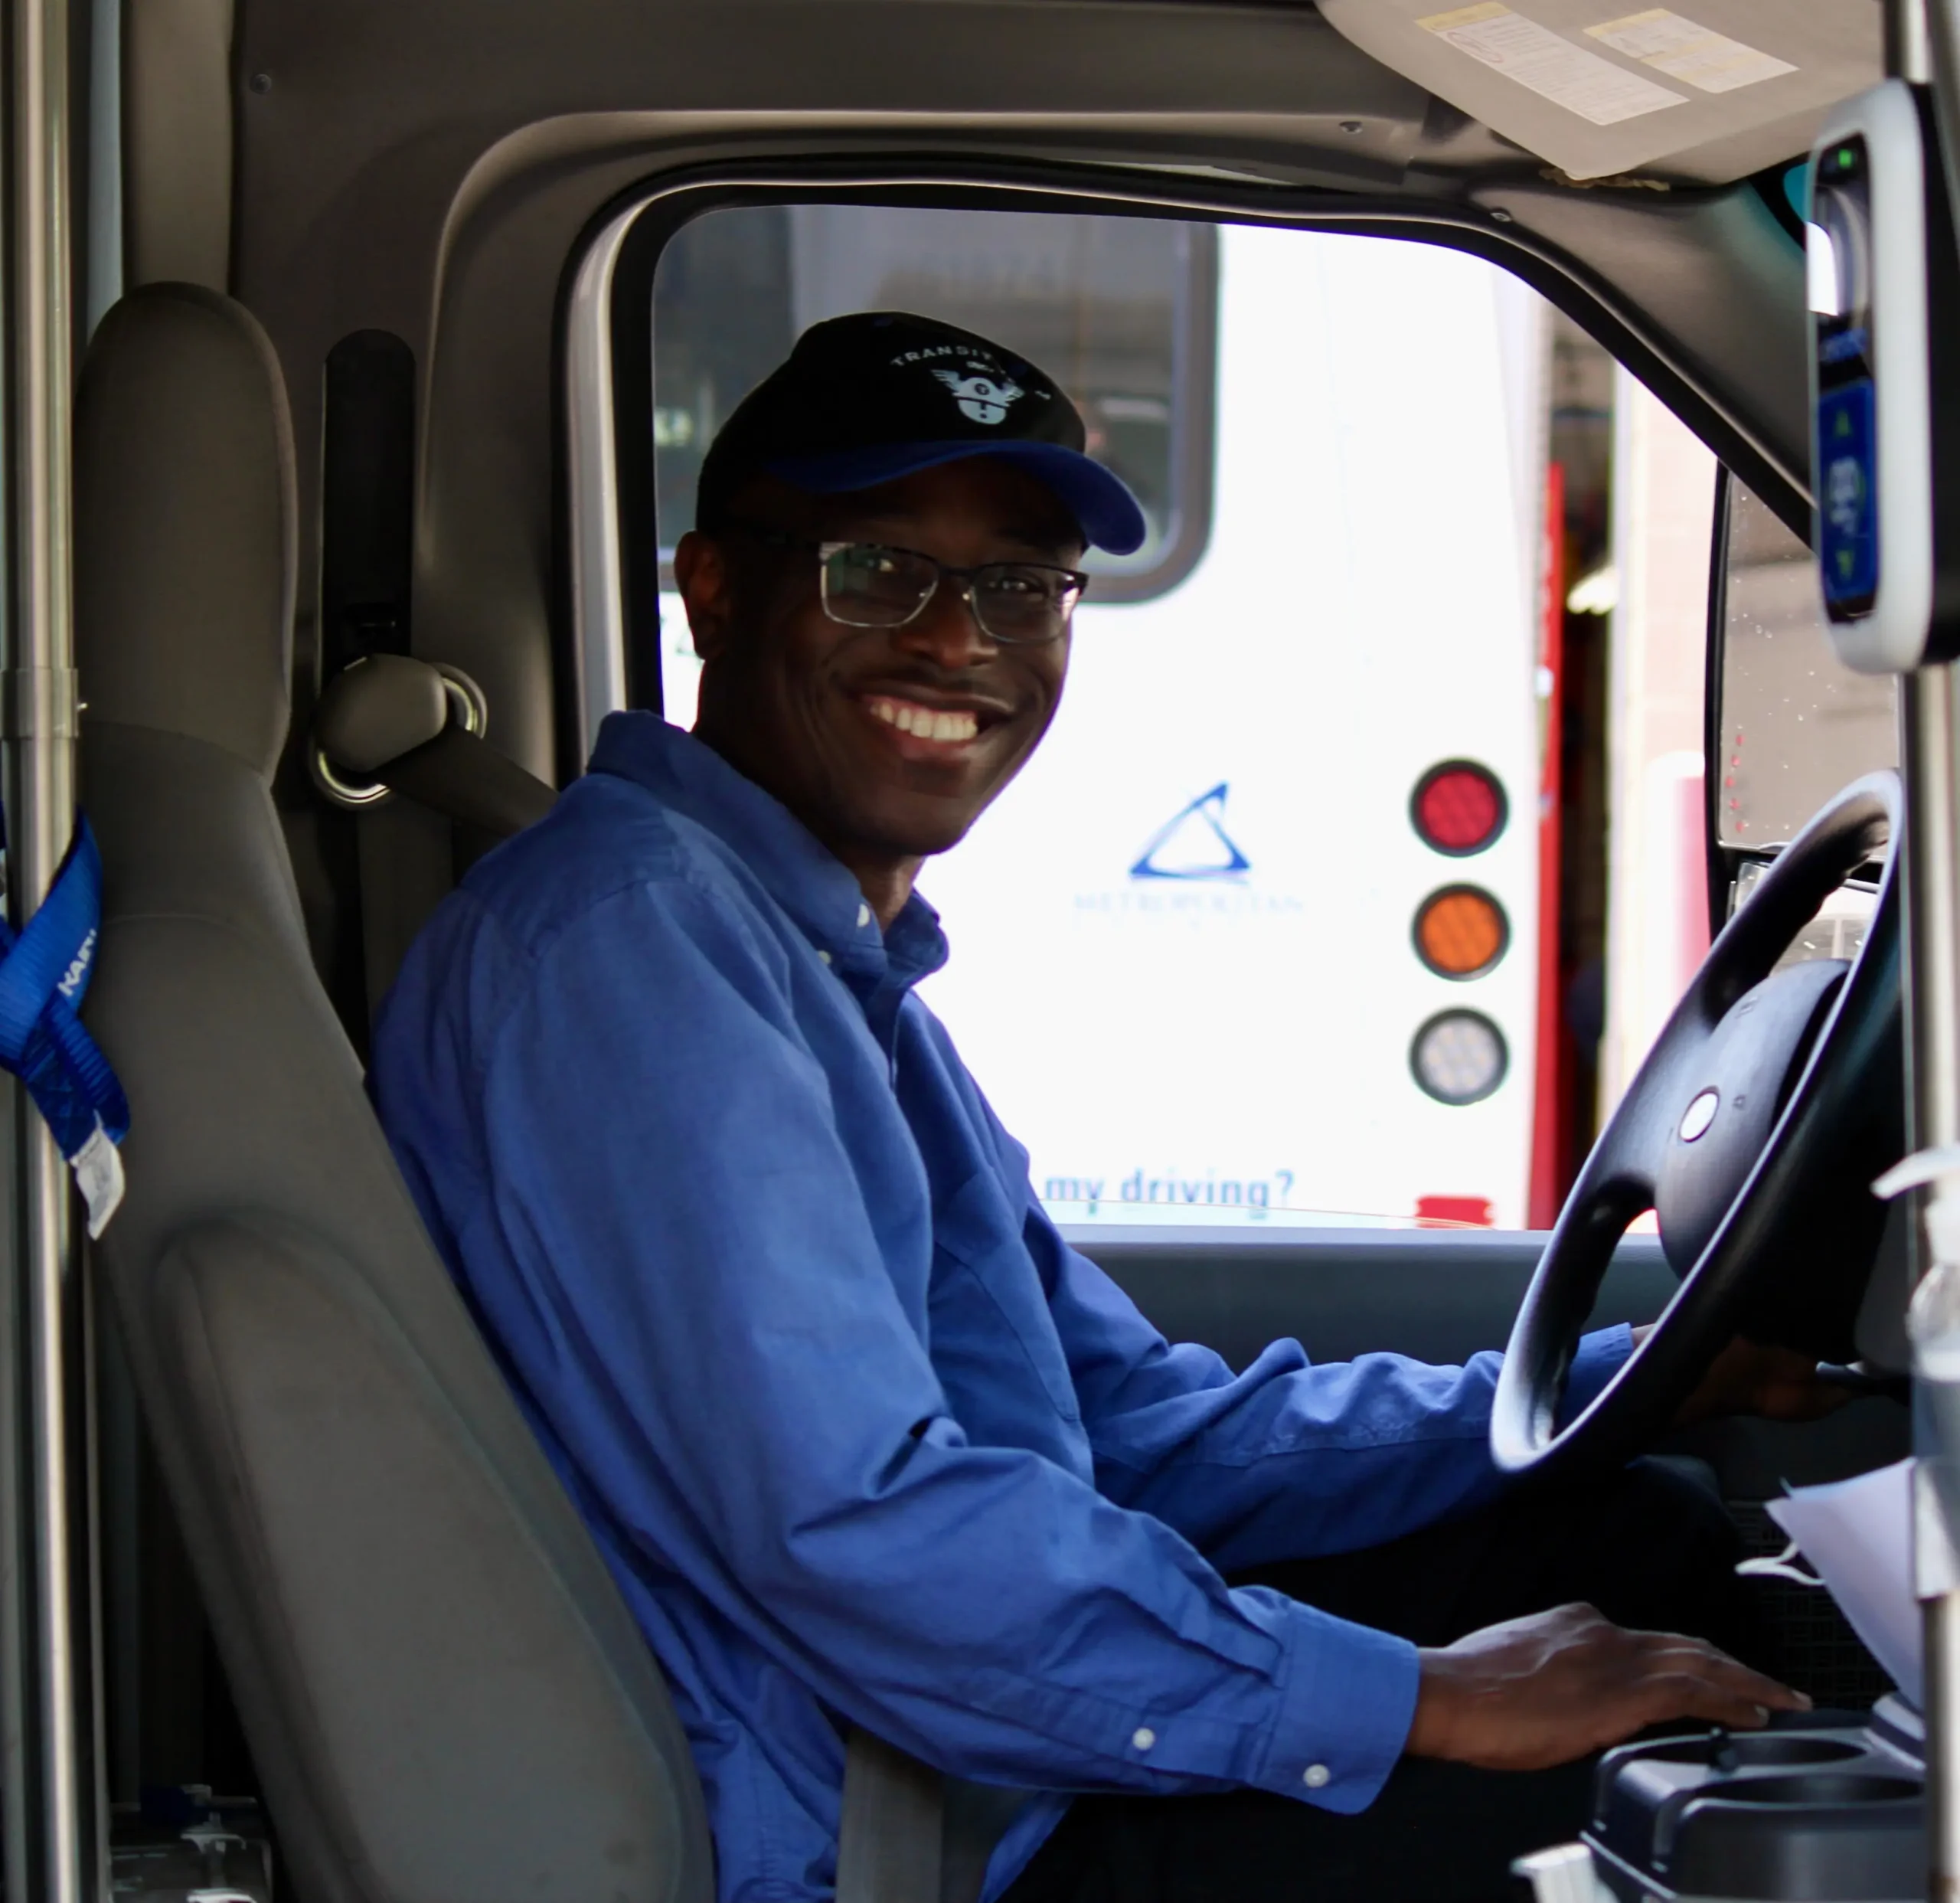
[1527, 463, 1566, 1231]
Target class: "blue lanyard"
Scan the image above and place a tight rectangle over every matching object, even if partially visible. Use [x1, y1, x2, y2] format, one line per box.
[0, 819, 129, 1235]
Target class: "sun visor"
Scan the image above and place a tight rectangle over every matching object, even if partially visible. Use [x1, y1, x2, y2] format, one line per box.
[1317, 1, 1879, 185]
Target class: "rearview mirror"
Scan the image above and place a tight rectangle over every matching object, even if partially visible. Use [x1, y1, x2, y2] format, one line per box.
[1707, 466, 1898, 924]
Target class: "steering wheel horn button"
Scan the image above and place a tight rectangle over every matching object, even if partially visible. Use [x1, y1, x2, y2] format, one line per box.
[1679, 1089, 1720, 1143]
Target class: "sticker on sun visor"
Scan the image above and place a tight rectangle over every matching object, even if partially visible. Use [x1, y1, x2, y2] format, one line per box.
[1417, 3, 1687, 126]
[1586, 10, 1795, 94]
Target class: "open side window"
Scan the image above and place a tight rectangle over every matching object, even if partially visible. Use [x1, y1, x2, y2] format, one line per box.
[613, 203, 1573, 1233]
[577, 186, 1855, 1241]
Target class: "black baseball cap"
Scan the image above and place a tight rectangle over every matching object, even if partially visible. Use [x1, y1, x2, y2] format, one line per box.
[694, 311, 1147, 557]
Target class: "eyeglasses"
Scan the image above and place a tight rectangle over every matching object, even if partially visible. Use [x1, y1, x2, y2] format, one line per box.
[724, 522, 1088, 646]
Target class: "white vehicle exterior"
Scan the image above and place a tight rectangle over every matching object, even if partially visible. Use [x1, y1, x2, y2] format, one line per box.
[663, 222, 1553, 1229]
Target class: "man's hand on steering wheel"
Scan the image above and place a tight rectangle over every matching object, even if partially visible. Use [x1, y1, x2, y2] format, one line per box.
[1641, 1327, 1857, 1426]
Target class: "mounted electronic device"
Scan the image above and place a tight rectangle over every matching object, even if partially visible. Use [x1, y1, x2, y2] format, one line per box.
[1808, 79, 1960, 672]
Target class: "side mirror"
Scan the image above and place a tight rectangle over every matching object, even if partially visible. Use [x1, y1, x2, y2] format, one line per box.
[1707, 466, 1898, 927]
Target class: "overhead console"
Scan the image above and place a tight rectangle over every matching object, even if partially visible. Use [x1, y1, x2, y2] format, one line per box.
[1316, 2, 1878, 185]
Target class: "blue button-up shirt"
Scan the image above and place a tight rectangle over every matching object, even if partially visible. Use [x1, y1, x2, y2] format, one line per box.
[371, 712, 1630, 1903]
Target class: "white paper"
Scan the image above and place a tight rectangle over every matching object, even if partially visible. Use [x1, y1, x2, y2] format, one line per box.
[1419, 3, 1687, 126]
[1766, 1457, 1920, 1706]
[1587, 9, 1797, 95]
[70, 1120, 124, 1240]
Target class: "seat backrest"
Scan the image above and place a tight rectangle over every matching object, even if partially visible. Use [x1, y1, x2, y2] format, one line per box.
[75, 281, 715, 1903]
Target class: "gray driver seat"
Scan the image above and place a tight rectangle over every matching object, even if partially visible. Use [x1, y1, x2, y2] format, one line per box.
[75, 280, 717, 1901]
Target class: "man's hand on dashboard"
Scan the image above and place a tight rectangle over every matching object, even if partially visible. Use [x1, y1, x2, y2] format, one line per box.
[1404, 1603, 1810, 1772]
[1628, 1326, 1856, 1426]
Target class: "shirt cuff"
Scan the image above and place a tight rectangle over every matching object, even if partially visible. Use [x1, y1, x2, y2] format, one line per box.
[1562, 1323, 1635, 1424]
[1249, 1596, 1420, 1815]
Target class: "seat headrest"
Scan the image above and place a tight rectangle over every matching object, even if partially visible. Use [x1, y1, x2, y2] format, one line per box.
[77, 283, 296, 777]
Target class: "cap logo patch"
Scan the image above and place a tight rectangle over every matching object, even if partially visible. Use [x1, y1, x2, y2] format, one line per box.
[932, 364, 1024, 427]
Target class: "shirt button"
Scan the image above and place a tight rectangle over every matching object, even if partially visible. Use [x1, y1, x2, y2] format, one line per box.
[857, 902, 872, 928]
[817, 950, 832, 966]
[1302, 1764, 1330, 1790]
[1131, 1727, 1155, 1753]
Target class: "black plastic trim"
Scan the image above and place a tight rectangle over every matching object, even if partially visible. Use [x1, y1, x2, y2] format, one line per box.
[612, 208, 671, 720]
[1706, 461, 1740, 939]
[319, 331, 416, 682]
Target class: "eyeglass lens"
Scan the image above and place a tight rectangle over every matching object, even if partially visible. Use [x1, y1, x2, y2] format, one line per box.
[820, 544, 1080, 642]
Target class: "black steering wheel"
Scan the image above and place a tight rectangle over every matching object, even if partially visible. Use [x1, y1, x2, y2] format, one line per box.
[1491, 772, 1904, 1481]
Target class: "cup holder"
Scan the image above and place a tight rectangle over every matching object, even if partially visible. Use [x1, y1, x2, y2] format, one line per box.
[1714, 1772, 1919, 1807]
[1593, 1729, 1926, 1899]
[1717, 1738, 1864, 1768]
[1642, 1734, 1862, 1770]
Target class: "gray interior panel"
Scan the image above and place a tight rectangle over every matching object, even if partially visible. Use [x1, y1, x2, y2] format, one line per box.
[122, 0, 236, 291]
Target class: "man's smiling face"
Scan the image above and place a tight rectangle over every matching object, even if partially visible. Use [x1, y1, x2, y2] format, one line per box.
[678, 456, 1082, 903]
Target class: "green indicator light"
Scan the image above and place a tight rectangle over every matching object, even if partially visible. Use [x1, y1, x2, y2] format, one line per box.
[1835, 145, 1856, 171]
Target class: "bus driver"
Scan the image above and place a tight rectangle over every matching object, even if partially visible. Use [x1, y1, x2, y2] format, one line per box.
[372, 312, 1833, 1903]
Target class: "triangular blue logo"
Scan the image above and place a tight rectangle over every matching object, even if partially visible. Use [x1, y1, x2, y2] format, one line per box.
[1129, 783, 1252, 881]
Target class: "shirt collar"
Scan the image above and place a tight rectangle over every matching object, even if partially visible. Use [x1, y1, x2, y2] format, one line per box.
[588, 712, 949, 986]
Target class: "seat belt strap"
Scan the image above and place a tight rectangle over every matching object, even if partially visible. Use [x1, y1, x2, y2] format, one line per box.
[836, 1728, 945, 1903]
[0, 816, 129, 1236]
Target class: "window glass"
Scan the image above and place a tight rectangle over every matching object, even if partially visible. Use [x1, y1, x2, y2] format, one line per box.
[650, 212, 1557, 1230]
[652, 208, 796, 546]
[653, 206, 1215, 600]
[1717, 475, 1896, 850]
[1596, 375, 1716, 1120]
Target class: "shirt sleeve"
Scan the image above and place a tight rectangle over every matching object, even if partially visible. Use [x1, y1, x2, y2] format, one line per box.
[445, 881, 1419, 1810]
[1013, 1154, 1633, 1574]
